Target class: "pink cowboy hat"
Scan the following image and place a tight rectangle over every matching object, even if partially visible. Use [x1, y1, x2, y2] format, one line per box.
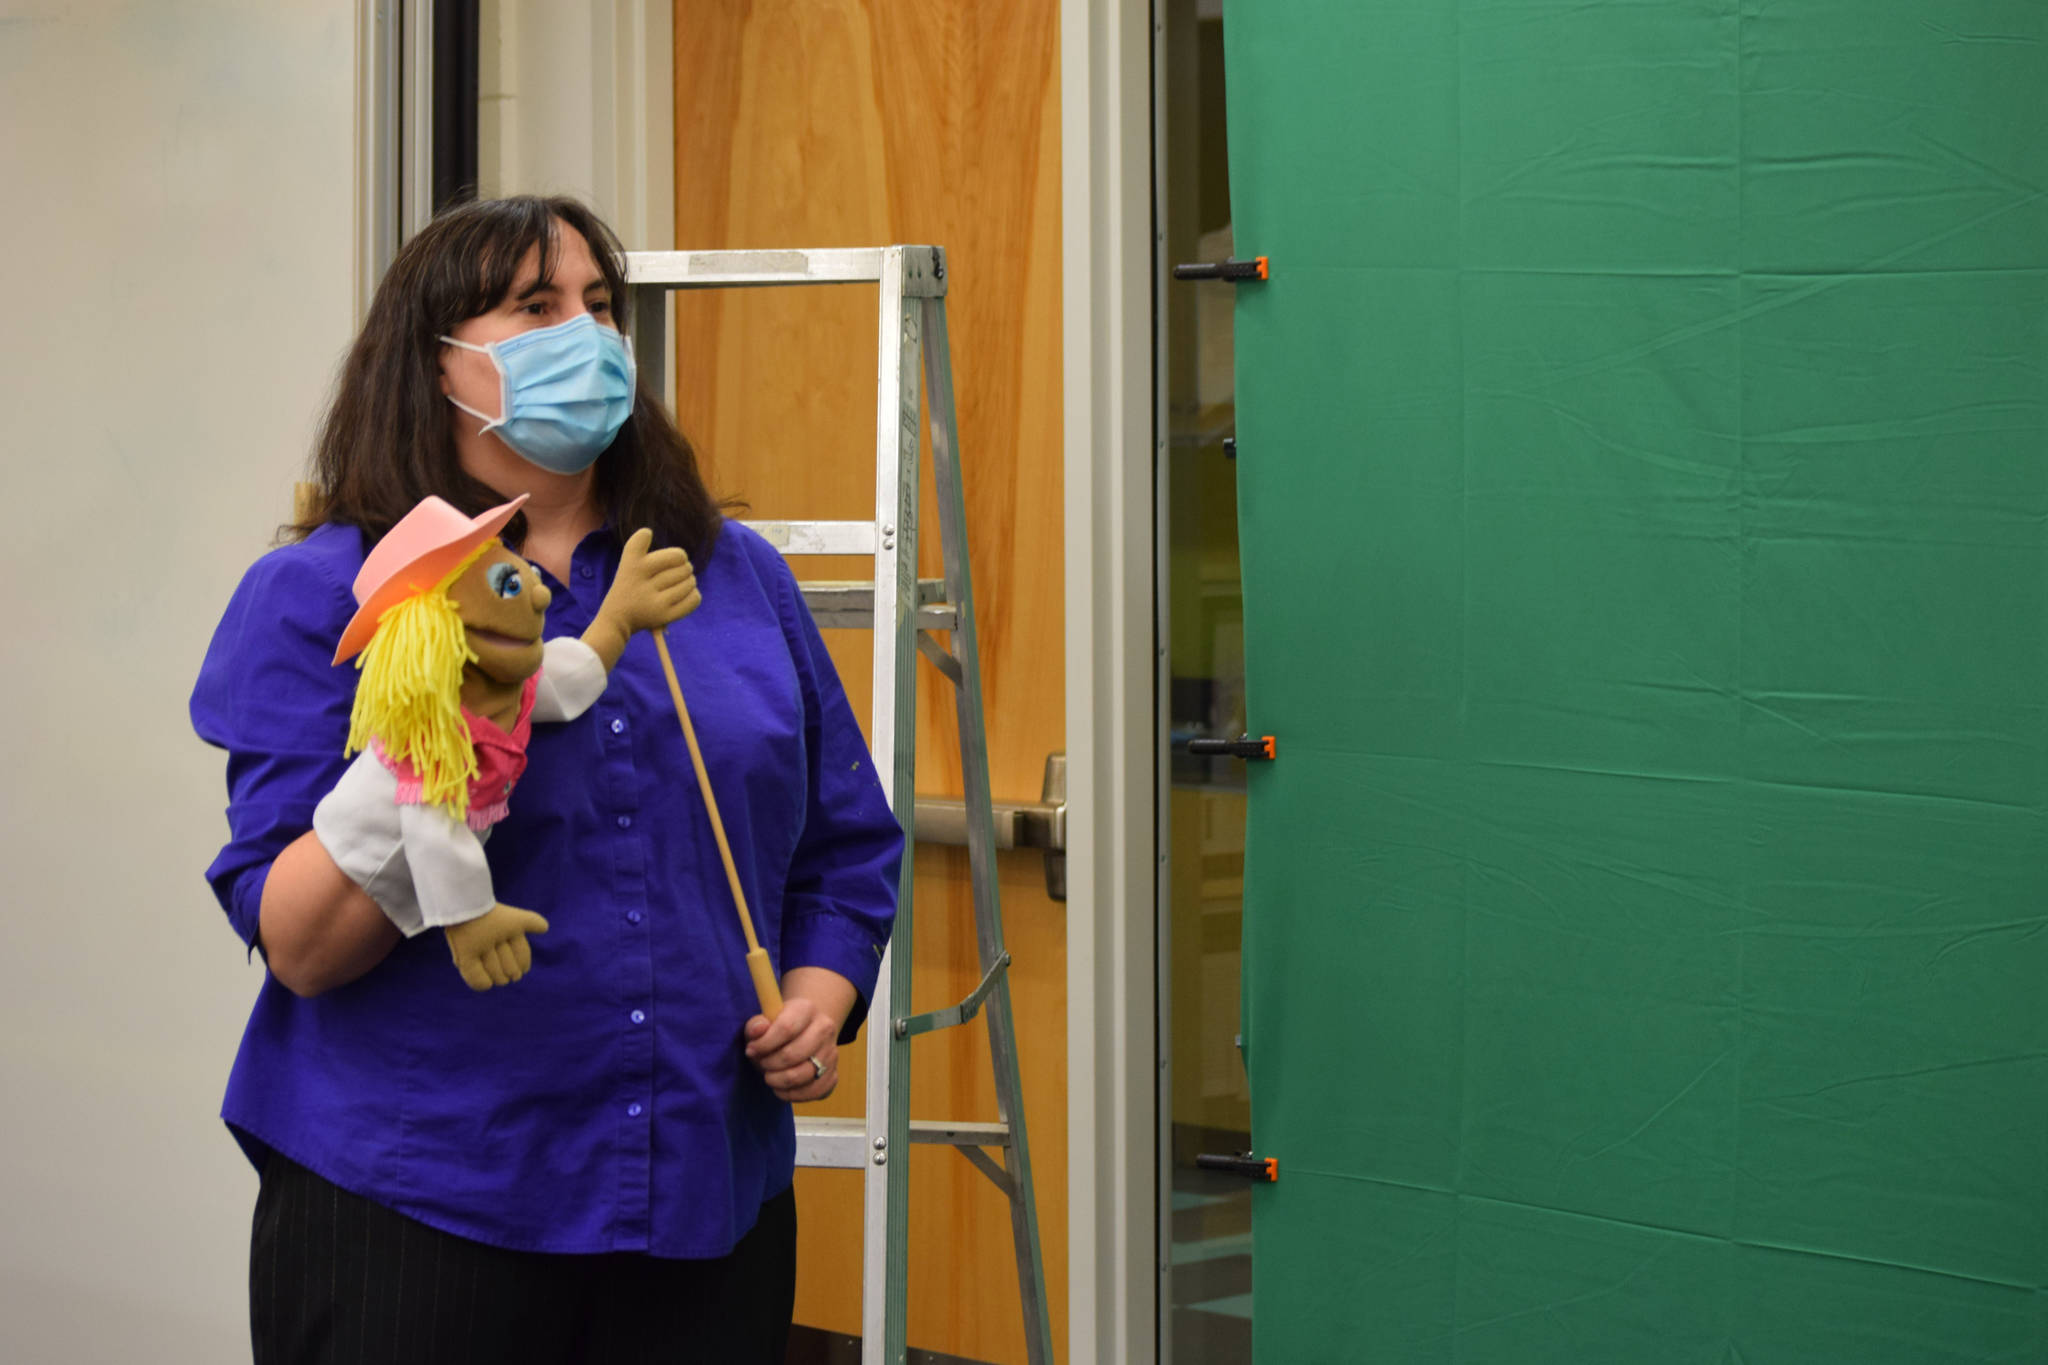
[332, 493, 530, 664]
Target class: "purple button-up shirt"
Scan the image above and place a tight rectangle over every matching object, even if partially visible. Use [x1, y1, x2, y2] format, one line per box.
[190, 518, 902, 1258]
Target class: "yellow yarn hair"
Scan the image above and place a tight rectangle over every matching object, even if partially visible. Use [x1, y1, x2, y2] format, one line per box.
[346, 540, 497, 821]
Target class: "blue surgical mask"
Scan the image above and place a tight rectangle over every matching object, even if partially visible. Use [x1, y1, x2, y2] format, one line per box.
[441, 314, 636, 475]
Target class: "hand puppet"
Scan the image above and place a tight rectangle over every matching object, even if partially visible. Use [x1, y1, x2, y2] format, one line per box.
[313, 493, 698, 990]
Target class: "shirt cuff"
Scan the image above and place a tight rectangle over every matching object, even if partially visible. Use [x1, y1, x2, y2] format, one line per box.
[230, 862, 270, 960]
[782, 911, 887, 1044]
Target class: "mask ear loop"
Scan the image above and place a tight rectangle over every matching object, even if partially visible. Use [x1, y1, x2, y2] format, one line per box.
[439, 335, 512, 435]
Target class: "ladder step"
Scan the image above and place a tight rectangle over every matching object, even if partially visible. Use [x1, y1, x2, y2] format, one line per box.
[910, 1120, 1013, 1149]
[794, 1118, 868, 1169]
[795, 1117, 1013, 1169]
[744, 519, 877, 556]
[803, 580, 956, 631]
[625, 246, 944, 294]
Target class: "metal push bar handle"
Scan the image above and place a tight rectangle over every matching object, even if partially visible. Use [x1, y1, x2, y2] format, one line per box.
[912, 797, 1064, 852]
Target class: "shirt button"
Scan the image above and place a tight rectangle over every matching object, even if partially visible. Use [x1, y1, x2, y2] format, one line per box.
[616, 814, 633, 830]
[626, 910, 642, 925]
[631, 1009, 646, 1025]
[579, 565, 595, 580]
[610, 718, 625, 735]
[627, 1102, 643, 1117]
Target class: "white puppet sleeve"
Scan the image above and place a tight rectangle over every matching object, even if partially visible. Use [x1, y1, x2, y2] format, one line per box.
[532, 635, 608, 724]
[314, 752, 495, 937]
[396, 802, 498, 931]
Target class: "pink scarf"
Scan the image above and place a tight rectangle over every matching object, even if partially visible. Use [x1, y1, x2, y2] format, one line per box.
[377, 674, 540, 831]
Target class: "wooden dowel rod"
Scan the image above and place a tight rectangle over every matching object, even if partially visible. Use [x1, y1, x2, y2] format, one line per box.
[652, 631, 784, 1017]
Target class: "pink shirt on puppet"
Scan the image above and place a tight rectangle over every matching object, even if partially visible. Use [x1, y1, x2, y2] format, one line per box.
[376, 674, 542, 832]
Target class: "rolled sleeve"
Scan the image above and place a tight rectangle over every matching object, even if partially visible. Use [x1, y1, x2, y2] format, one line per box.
[221, 859, 273, 952]
[191, 536, 360, 955]
[770, 555, 903, 1043]
[782, 909, 889, 1015]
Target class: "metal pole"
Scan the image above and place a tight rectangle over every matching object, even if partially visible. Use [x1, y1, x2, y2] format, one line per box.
[868, 246, 924, 1365]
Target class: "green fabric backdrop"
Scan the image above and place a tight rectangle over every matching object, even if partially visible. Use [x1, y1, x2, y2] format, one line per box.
[1224, 3, 2047, 1360]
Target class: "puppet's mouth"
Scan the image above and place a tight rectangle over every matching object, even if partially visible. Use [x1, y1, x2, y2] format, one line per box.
[467, 627, 541, 650]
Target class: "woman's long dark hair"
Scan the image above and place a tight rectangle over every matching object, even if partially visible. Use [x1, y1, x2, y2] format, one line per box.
[293, 195, 731, 564]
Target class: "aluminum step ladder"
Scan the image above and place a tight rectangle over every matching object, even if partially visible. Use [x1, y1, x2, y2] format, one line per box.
[626, 246, 1053, 1365]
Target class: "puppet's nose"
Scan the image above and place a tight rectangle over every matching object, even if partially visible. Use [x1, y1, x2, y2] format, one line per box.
[531, 579, 552, 612]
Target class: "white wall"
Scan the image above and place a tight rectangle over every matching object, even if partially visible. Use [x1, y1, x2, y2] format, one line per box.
[0, 3, 357, 1361]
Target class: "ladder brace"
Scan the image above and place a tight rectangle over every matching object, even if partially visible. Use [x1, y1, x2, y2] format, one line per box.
[897, 951, 1011, 1039]
[915, 630, 963, 684]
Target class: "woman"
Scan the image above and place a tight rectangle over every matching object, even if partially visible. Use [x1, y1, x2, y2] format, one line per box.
[190, 195, 902, 1363]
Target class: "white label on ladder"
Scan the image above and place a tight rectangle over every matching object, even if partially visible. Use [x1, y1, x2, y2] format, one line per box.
[692, 249, 808, 276]
[742, 520, 879, 557]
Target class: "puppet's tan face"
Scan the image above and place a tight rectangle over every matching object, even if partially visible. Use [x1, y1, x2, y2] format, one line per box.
[450, 545, 551, 685]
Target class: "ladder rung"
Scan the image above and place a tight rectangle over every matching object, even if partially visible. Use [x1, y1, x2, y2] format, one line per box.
[803, 580, 956, 631]
[794, 1117, 870, 1169]
[910, 1120, 1012, 1149]
[745, 519, 877, 556]
[794, 1117, 1014, 1170]
[625, 246, 945, 296]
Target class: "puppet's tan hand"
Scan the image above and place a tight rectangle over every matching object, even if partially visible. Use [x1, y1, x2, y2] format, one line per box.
[584, 528, 701, 670]
[610, 527, 701, 632]
[445, 904, 551, 992]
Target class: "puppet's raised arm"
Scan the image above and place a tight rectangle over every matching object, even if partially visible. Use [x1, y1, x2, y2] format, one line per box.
[531, 637, 607, 724]
[530, 529, 697, 723]
[577, 528, 700, 672]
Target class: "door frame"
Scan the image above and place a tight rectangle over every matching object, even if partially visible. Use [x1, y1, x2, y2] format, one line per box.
[1062, 0, 1161, 1362]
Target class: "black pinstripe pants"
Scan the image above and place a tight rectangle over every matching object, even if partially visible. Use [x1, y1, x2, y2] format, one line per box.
[250, 1155, 796, 1365]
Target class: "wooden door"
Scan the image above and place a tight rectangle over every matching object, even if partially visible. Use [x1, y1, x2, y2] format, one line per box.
[672, 4, 1064, 1361]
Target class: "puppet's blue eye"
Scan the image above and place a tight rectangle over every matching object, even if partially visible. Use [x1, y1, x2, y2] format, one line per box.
[486, 562, 523, 599]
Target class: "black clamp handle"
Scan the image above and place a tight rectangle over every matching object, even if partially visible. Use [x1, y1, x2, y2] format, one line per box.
[1187, 734, 1277, 761]
[1196, 1152, 1279, 1182]
[1172, 255, 1269, 283]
